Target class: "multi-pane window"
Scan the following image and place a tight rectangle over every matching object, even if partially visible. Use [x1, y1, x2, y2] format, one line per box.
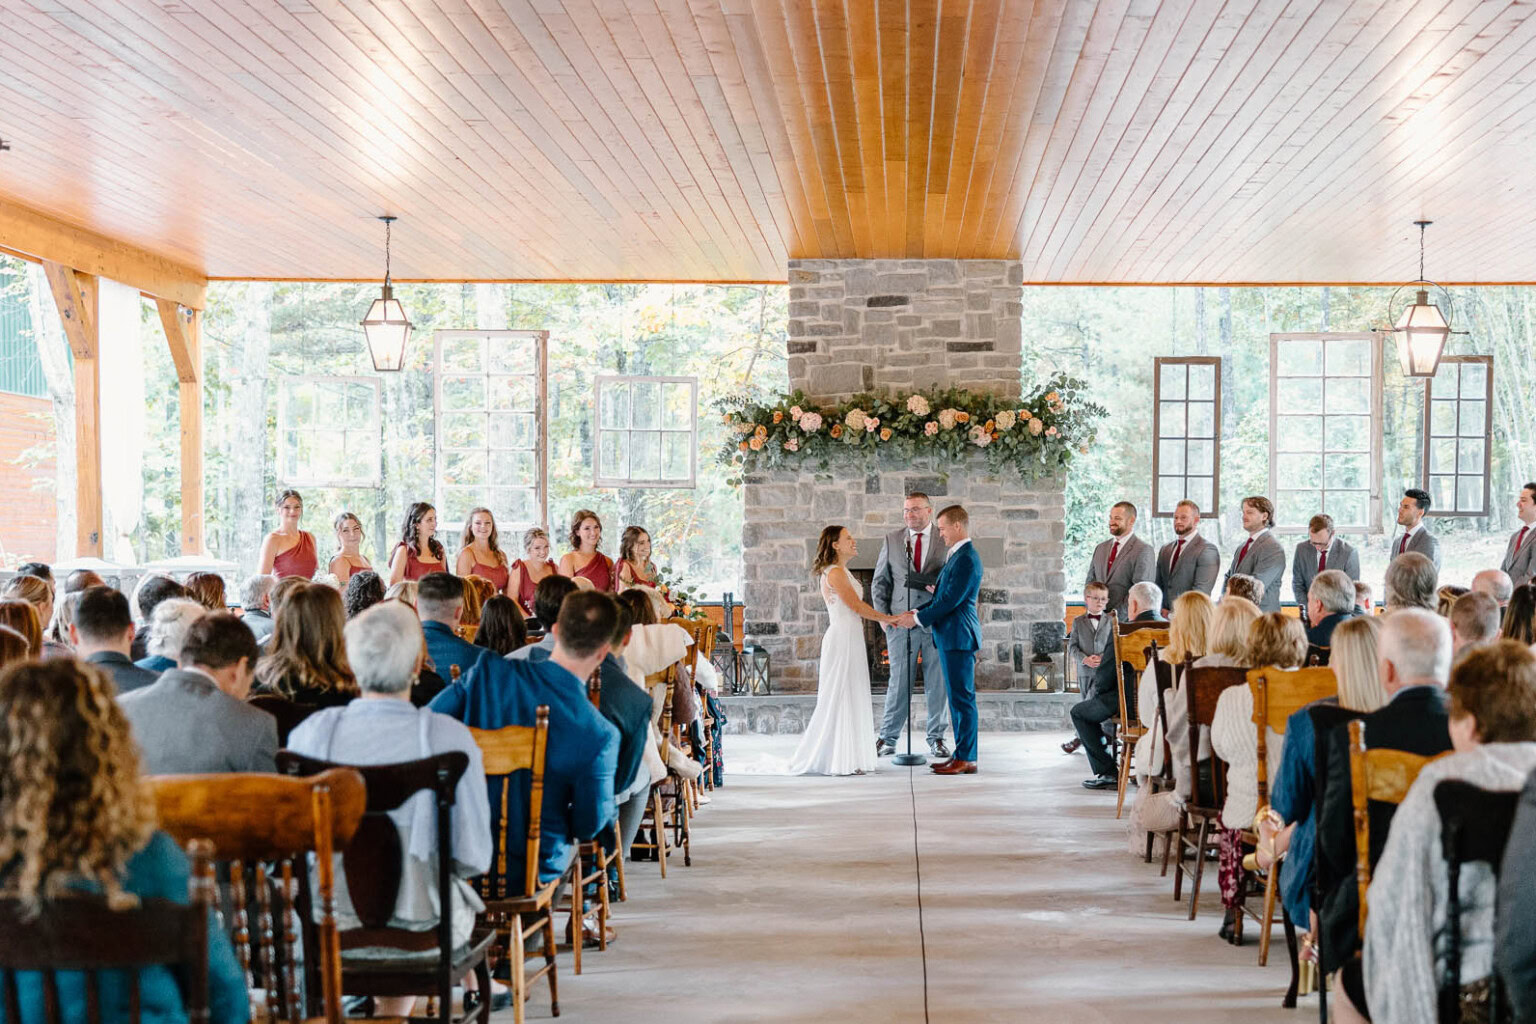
[1152, 357, 1221, 516]
[593, 375, 698, 488]
[1423, 355, 1493, 517]
[1268, 333, 1382, 532]
[433, 330, 548, 532]
[277, 376, 381, 487]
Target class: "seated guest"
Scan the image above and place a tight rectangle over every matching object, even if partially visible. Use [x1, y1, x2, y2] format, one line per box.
[460, 574, 495, 630]
[473, 595, 528, 657]
[1450, 591, 1501, 659]
[0, 599, 42, 656]
[1224, 573, 1265, 608]
[183, 572, 227, 612]
[64, 568, 105, 594]
[558, 508, 615, 592]
[1060, 581, 1113, 753]
[1384, 551, 1438, 613]
[613, 589, 697, 749]
[135, 598, 207, 673]
[510, 575, 578, 662]
[455, 507, 511, 596]
[417, 573, 487, 681]
[1071, 580, 1164, 791]
[46, 589, 83, 652]
[1471, 568, 1515, 610]
[1293, 514, 1360, 626]
[2, 573, 68, 659]
[1502, 582, 1536, 645]
[251, 583, 358, 707]
[342, 569, 386, 619]
[287, 602, 490, 1002]
[1306, 569, 1358, 647]
[1129, 590, 1214, 845]
[328, 511, 372, 585]
[510, 527, 560, 620]
[0, 658, 248, 1024]
[1194, 596, 1261, 669]
[595, 599, 660, 859]
[1496, 760, 1536, 1019]
[14, 561, 52, 585]
[0, 624, 30, 668]
[429, 591, 620, 890]
[267, 575, 309, 623]
[1209, 611, 1307, 939]
[238, 573, 277, 645]
[1314, 608, 1453, 990]
[1359, 641, 1536, 1024]
[120, 613, 276, 774]
[1354, 580, 1374, 615]
[616, 525, 675, 617]
[72, 586, 160, 694]
[384, 580, 418, 608]
[130, 574, 189, 660]
[1436, 583, 1470, 618]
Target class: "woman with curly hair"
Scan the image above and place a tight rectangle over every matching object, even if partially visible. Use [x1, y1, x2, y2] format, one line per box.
[387, 501, 446, 585]
[557, 508, 614, 592]
[0, 658, 247, 1024]
[251, 583, 358, 707]
[342, 569, 386, 619]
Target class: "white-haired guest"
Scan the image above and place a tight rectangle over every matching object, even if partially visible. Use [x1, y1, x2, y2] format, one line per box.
[134, 598, 209, 674]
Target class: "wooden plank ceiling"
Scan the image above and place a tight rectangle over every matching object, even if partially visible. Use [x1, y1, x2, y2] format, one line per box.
[4, 0, 1536, 283]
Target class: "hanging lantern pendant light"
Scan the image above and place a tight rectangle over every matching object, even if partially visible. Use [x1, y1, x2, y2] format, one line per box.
[1386, 220, 1464, 378]
[361, 215, 413, 372]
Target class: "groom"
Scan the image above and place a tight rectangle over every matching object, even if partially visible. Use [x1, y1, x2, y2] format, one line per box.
[894, 504, 982, 775]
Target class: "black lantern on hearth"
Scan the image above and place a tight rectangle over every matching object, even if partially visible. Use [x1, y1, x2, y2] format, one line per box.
[1031, 654, 1061, 693]
[742, 644, 772, 695]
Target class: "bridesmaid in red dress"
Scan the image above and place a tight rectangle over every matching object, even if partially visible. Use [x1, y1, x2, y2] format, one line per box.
[454, 507, 511, 595]
[509, 527, 558, 618]
[616, 525, 676, 616]
[258, 490, 319, 580]
[328, 511, 373, 584]
[556, 508, 615, 592]
[387, 502, 447, 584]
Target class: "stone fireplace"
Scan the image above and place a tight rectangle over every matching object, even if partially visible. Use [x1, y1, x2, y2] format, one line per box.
[740, 259, 1068, 693]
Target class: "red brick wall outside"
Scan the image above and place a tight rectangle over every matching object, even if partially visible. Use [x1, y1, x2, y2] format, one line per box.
[0, 392, 57, 564]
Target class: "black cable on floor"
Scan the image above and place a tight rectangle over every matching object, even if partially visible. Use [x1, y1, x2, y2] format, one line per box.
[907, 764, 931, 1024]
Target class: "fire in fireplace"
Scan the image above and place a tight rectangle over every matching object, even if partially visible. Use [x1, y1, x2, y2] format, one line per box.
[849, 567, 930, 692]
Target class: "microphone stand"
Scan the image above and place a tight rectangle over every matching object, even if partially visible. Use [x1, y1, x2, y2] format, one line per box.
[893, 533, 927, 767]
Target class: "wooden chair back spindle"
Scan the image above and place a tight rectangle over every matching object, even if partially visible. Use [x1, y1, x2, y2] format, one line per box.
[1248, 665, 1337, 805]
[1348, 720, 1447, 935]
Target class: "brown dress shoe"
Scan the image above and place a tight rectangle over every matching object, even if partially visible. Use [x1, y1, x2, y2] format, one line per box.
[930, 760, 977, 775]
[1060, 737, 1082, 754]
[927, 758, 954, 772]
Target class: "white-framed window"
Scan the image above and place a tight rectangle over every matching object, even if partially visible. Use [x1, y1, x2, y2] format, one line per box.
[1422, 355, 1493, 517]
[1152, 357, 1221, 517]
[1268, 333, 1383, 533]
[433, 330, 548, 533]
[277, 376, 382, 488]
[593, 375, 698, 489]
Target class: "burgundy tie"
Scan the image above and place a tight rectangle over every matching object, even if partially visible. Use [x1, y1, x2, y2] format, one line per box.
[1106, 540, 1120, 577]
[1318, 547, 1327, 573]
[913, 532, 923, 571]
[1399, 533, 1409, 556]
[1238, 537, 1253, 566]
[1516, 526, 1530, 553]
[1170, 538, 1185, 571]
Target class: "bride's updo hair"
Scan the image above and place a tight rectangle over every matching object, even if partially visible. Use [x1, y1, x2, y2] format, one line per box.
[812, 526, 845, 576]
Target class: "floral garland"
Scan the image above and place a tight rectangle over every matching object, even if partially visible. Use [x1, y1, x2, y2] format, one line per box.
[718, 373, 1104, 484]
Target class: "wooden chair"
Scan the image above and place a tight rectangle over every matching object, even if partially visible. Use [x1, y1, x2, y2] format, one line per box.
[1143, 656, 1179, 864]
[275, 749, 495, 1024]
[247, 694, 323, 746]
[1434, 780, 1522, 1024]
[0, 840, 216, 1024]
[1348, 720, 1448, 936]
[149, 769, 367, 1024]
[1172, 664, 1247, 918]
[1112, 626, 1170, 819]
[562, 669, 622, 973]
[1245, 665, 1337, 969]
[1305, 644, 1331, 667]
[466, 710, 561, 1024]
[633, 674, 691, 873]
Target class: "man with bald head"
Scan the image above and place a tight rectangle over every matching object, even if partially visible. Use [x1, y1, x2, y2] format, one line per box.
[1472, 568, 1515, 610]
[1314, 607, 1453, 987]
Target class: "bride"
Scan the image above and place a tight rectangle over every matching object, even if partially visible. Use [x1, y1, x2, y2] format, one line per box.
[781, 525, 898, 776]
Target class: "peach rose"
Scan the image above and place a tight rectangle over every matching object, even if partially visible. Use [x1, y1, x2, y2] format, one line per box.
[924, 420, 940, 436]
[831, 423, 844, 439]
[772, 410, 783, 424]
[749, 436, 764, 451]
[955, 411, 970, 424]
[1046, 426, 1058, 437]
[879, 428, 892, 441]
[790, 405, 803, 420]
[1029, 417, 1044, 435]
[995, 410, 1016, 431]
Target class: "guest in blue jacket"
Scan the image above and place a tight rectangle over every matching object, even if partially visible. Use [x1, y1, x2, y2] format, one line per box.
[431, 589, 620, 891]
[417, 572, 488, 681]
[0, 659, 247, 1024]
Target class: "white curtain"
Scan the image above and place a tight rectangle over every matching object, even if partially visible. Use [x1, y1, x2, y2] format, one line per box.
[97, 278, 145, 563]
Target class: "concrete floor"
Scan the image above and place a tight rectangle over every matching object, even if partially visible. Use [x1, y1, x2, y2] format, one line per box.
[502, 733, 1306, 1024]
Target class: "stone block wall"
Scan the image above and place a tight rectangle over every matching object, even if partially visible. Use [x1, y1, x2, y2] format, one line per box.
[787, 259, 1023, 401]
[741, 454, 1067, 692]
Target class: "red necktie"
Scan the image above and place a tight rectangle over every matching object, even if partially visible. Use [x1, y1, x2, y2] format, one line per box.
[1106, 540, 1120, 577]
[913, 532, 923, 571]
[1399, 533, 1409, 555]
[1516, 526, 1530, 553]
[1238, 537, 1253, 566]
[1318, 547, 1327, 573]
[1170, 538, 1185, 570]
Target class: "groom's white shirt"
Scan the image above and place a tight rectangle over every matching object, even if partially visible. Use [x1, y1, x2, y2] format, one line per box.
[944, 537, 971, 561]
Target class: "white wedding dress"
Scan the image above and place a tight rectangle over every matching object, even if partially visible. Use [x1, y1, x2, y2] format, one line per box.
[781, 567, 878, 776]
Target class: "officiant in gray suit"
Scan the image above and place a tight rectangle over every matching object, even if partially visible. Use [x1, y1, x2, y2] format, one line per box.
[872, 491, 951, 759]
[1155, 499, 1220, 616]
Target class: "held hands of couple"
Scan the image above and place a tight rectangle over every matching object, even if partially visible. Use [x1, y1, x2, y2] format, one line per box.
[891, 610, 920, 629]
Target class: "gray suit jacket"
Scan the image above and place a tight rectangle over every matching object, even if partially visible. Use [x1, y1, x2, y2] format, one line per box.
[1224, 530, 1286, 613]
[1155, 534, 1220, 612]
[1085, 534, 1156, 620]
[1389, 526, 1442, 570]
[1291, 538, 1361, 608]
[119, 669, 278, 775]
[1501, 525, 1536, 589]
[872, 524, 948, 620]
[1066, 612, 1114, 685]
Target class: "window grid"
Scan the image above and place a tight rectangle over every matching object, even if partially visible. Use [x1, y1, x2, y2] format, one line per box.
[1422, 355, 1493, 517]
[432, 330, 549, 534]
[277, 376, 382, 488]
[1268, 333, 1383, 534]
[1151, 356, 1222, 517]
[593, 375, 698, 489]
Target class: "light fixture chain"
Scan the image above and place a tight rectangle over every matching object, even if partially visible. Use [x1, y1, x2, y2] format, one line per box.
[385, 218, 392, 284]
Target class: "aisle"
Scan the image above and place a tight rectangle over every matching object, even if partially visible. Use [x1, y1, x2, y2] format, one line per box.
[510, 733, 1302, 1024]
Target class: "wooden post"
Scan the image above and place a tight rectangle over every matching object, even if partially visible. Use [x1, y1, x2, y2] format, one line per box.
[42, 262, 101, 557]
[157, 299, 204, 555]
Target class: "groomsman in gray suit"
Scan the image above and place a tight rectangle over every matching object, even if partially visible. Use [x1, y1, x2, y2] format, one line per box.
[1084, 501, 1156, 620]
[1501, 482, 1536, 588]
[1292, 513, 1361, 625]
[1389, 488, 1442, 569]
[1155, 499, 1220, 616]
[1224, 495, 1286, 613]
[872, 492, 950, 759]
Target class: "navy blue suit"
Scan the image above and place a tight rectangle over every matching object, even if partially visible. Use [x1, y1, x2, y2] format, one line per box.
[915, 540, 983, 762]
[422, 619, 488, 682]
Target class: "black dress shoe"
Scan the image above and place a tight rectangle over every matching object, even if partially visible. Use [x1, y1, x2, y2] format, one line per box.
[1081, 774, 1117, 790]
[929, 739, 950, 759]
